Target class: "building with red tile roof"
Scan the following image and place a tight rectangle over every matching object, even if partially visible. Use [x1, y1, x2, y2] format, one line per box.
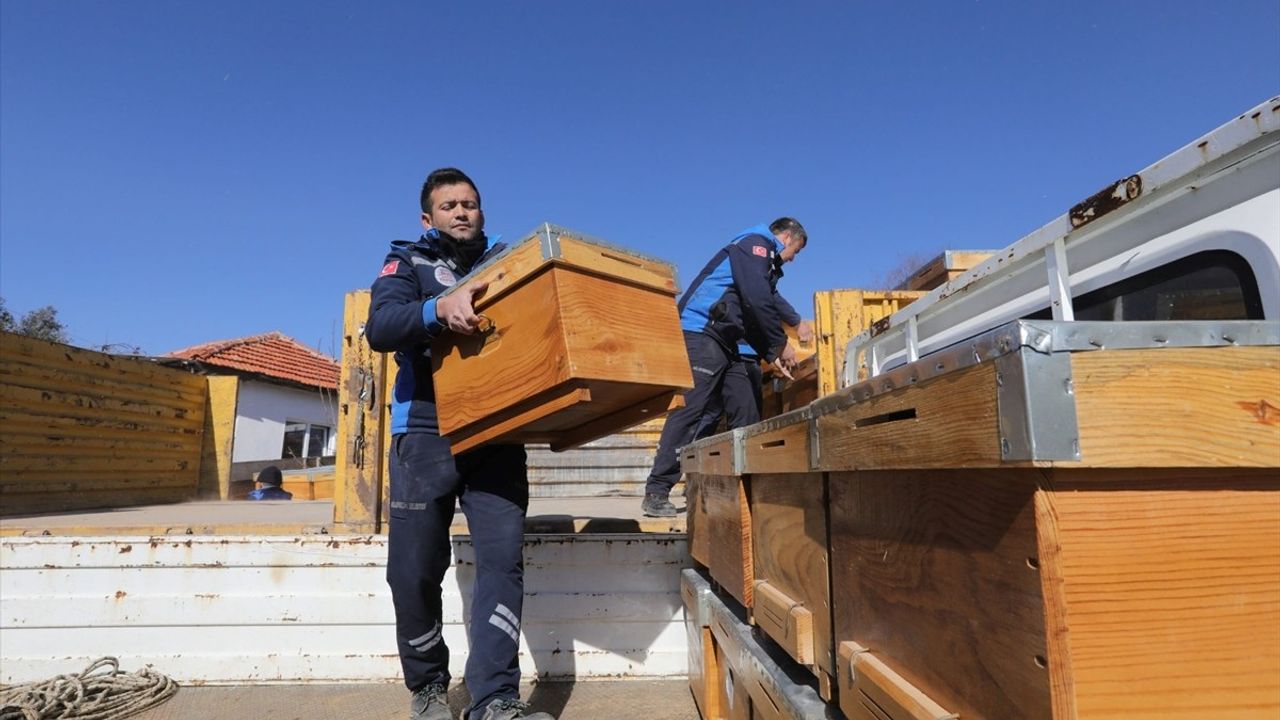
[162, 333, 340, 467]
[167, 332, 338, 391]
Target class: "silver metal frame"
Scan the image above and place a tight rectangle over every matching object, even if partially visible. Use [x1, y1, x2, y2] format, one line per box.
[439, 221, 681, 298]
[815, 318, 1279, 462]
[844, 96, 1280, 388]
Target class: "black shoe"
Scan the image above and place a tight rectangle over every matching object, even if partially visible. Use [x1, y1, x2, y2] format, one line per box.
[410, 682, 452, 720]
[641, 493, 678, 518]
[475, 697, 554, 720]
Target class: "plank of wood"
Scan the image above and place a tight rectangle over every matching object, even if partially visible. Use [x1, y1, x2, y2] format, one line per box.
[556, 268, 692, 387]
[0, 332, 207, 392]
[0, 488, 194, 515]
[0, 384, 204, 429]
[0, 454, 196, 478]
[447, 386, 592, 455]
[703, 474, 754, 608]
[838, 642, 959, 720]
[742, 420, 811, 474]
[333, 290, 386, 533]
[694, 434, 739, 477]
[687, 475, 712, 569]
[0, 410, 203, 444]
[453, 239, 546, 309]
[1059, 346, 1280, 468]
[548, 390, 681, 452]
[1035, 469, 1280, 720]
[198, 375, 238, 499]
[1, 433, 199, 457]
[0, 353, 207, 406]
[556, 236, 680, 295]
[749, 473, 830, 673]
[830, 469, 1051, 719]
[752, 580, 815, 666]
[816, 362, 1000, 470]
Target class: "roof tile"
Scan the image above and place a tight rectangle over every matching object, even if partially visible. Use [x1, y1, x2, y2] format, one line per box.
[168, 332, 339, 390]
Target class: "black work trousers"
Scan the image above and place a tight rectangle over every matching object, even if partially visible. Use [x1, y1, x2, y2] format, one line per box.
[645, 331, 757, 497]
[386, 432, 528, 718]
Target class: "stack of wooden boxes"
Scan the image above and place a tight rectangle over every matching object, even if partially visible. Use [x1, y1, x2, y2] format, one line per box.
[684, 318, 1280, 719]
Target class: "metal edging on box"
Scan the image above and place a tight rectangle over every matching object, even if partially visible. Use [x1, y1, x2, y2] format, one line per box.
[680, 567, 715, 628]
[812, 318, 1279, 462]
[678, 426, 748, 475]
[440, 221, 681, 298]
[743, 406, 814, 438]
[533, 222, 679, 270]
[996, 346, 1080, 461]
[731, 427, 747, 475]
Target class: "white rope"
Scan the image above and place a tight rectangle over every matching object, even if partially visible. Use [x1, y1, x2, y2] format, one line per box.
[0, 657, 177, 720]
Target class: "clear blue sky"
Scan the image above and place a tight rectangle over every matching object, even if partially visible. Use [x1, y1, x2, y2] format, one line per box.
[2, 1, 1277, 356]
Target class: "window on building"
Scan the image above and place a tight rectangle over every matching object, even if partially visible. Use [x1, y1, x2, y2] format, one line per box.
[1028, 250, 1264, 322]
[282, 422, 332, 459]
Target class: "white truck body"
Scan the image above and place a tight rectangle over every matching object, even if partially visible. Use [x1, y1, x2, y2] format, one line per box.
[846, 96, 1280, 384]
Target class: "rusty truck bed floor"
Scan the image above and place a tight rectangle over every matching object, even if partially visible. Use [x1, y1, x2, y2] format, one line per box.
[0, 496, 687, 536]
[127, 679, 698, 720]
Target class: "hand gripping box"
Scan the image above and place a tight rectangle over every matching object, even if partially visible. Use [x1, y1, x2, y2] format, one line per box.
[431, 223, 694, 454]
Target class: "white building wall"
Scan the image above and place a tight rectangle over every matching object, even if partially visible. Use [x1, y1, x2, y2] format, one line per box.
[232, 380, 338, 462]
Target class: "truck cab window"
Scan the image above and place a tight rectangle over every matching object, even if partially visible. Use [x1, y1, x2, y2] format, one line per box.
[1029, 250, 1264, 322]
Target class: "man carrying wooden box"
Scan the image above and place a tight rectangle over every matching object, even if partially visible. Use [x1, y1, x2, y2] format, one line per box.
[366, 168, 552, 720]
[641, 219, 808, 517]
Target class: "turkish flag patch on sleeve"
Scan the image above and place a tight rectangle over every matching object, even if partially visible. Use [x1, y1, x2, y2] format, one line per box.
[378, 260, 400, 278]
[752, 245, 768, 257]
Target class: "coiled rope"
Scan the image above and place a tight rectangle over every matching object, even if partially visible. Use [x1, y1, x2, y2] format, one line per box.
[0, 657, 177, 720]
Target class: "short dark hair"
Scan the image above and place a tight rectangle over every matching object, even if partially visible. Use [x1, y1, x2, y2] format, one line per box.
[420, 167, 481, 213]
[258, 466, 283, 487]
[769, 217, 807, 245]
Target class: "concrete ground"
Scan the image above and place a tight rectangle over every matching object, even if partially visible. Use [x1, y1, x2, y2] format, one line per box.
[127, 679, 699, 720]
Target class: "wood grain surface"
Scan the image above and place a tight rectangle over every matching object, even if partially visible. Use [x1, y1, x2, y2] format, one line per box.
[1060, 346, 1280, 468]
[749, 473, 831, 674]
[830, 469, 1051, 719]
[703, 473, 754, 608]
[1036, 469, 1280, 720]
[743, 419, 812, 475]
[816, 362, 1000, 471]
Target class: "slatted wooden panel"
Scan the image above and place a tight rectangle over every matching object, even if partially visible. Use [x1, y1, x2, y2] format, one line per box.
[829, 469, 1052, 720]
[0, 332, 207, 515]
[814, 289, 925, 395]
[526, 419, 663, 497]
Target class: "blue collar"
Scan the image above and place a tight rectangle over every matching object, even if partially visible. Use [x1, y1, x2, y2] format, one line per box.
[732, 223, 780, 251]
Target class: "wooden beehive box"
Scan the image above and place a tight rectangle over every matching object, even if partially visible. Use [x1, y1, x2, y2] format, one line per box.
[431, 224, 694, 454]
[817, 319, 1280, 719]
[683, 430, 754, 607]
[737, 408, 834, 690]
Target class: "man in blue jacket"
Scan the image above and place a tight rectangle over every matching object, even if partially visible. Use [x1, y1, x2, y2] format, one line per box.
[694, 294, 813, 438]
[641, 218, 808, 518]
[247, 466, 292, 501]
[366, 168, 552, 720]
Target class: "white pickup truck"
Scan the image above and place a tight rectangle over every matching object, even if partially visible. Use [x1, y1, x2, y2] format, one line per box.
[847, 96, 1280, 385]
